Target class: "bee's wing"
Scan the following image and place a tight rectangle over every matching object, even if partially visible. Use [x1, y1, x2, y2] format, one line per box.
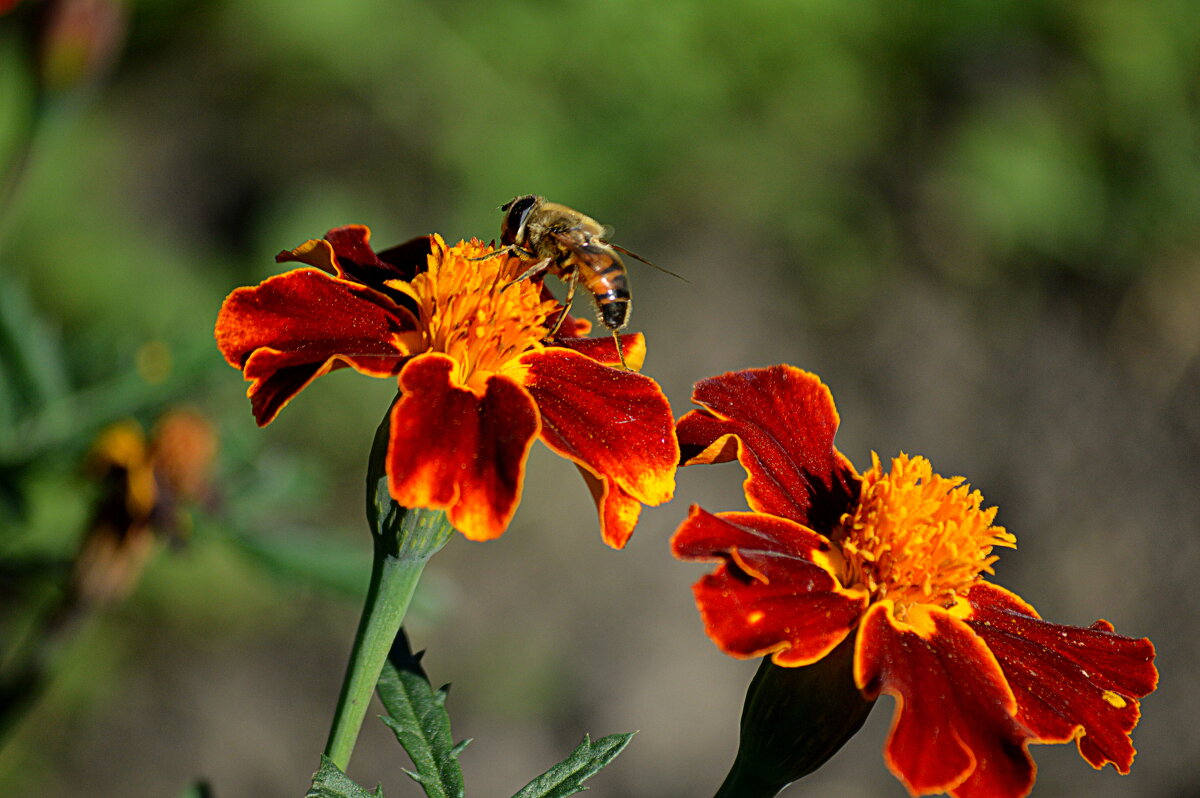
[546, 229, 617, 276]
[546, 228, 592, 253]
[608, 243, 688, 282]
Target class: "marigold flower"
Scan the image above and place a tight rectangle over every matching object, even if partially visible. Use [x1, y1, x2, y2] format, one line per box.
[672, 365, 1157, 798]
[78, 409, 216, 604]
[37, 0, 128, 95]
[215, 226, 677, 546]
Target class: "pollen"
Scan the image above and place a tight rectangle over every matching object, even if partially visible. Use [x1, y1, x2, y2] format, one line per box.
[837, 453, 1016, 621]
[396, 236, 559, 392]
[1102, 690, 1127, 709]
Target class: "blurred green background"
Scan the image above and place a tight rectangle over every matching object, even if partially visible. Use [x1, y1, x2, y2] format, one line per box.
[1, 0, 1196, 795]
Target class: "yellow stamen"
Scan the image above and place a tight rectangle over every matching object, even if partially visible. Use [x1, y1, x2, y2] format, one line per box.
[837, 453, 1016, 622]
[1102, 690, 1127, 709]
[389, 236, 559, 393]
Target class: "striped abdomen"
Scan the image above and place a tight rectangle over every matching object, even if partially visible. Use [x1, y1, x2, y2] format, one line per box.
[576, 245, 631, 331]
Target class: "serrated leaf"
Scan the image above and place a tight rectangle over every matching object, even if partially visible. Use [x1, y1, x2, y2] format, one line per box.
[375, 630, 465, 798]
[306, 756, 384, 798]
[511, 733, 636, 798]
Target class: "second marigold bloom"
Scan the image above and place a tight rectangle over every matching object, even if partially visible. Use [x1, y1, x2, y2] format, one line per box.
[215, 226, 677, 547]
[672, 365, 1157, 798]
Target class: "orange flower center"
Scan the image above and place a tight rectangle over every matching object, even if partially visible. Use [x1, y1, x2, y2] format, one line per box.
[836, 453, 1015, 621]
[393, 236, 559, 393]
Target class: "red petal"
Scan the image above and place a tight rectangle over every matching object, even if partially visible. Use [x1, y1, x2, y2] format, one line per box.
[575, 465, 646, 549]
[215, 268, 418, 425]
[554, 313, 592, 337]
[520, 347, 678, 548]
[672, 507, 866, 665]
[324, 226, 430, 287]
[552, 332, 646, 371]
[275, 227, 430, 316]
[965, 583, 1157, 773]
[538, 283, 592, 337]
[386, 354, 540, 541]
[274, 237, 340, 273]
[678, 365, 859, 532]
[855, 602, 1036, 798]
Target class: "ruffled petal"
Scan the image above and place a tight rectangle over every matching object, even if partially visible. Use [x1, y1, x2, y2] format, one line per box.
[276, 226, 429, 285]
[519, 346, 677, 548]
[677, 365, 859, 532]
[215, 268, 419, 425]
[672, 507, 867, 666]
[552, 332, 646, 371]
[386, 353, 541, 541]
[574, 465, 647, 549]
[277, 227, 431, 312]
[323, 226, 431, 288]
[855, 602, 1036, 798]
[965, 582, 1157, 773]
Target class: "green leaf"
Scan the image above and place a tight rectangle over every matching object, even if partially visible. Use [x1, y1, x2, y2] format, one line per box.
[173, 781, 213, 798]
[199, 519, 372, 599]
[510, 732, 636, 798]
[376, 630, 467, 798]
[306, 757, 384, 798]
[0, 340, 216, 465]
[0, 279, 69, 425]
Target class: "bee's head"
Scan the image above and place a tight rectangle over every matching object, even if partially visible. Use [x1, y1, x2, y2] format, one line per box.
[500, 194, 540, 246]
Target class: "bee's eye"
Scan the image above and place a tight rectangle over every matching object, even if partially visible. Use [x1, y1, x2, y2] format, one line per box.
[501, 195, 539, 245]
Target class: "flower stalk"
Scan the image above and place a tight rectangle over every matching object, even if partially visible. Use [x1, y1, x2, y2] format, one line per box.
[323, 401, 454, 771]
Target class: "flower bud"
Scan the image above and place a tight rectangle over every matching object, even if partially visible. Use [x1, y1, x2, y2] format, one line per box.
[37, 0, 127, 97]
[716, 633, 875, 798]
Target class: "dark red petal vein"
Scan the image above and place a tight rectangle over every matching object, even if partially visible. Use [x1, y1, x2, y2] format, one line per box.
[521, 347, 677, 548]
[215, 267, 416, 425]
[673, 507, 866, 665]
[965, 582, 1157, 773]
[678, 365, 859, 532]
[855, 603, 1037, 798]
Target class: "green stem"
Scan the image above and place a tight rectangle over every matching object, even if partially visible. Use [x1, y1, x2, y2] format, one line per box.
[323, 400, 454, 771]
[323, 538, 422, 769]
[323, 508, 453, 770]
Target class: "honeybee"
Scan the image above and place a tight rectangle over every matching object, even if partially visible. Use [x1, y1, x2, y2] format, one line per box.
[481, 195, 661, 369]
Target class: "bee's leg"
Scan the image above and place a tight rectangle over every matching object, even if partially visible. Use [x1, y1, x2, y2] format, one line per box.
[469, 245, 513, 262]
[501, 257, 552, 291]
[470, 244, 537, 263]
[612, 330, 629, 370]
[547, 272, 577, 337]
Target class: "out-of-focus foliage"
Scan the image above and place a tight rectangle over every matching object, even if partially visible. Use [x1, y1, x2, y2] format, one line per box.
[0, 0, 1196, 796]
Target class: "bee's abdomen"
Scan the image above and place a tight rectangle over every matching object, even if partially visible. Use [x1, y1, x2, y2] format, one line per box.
[593, 268, 631, 331]
[597, 294, 630, 330]
[578, 245, 631, 330]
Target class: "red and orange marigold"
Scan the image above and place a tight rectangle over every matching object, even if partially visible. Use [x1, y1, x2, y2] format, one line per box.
[215, 226, 677, 547]
[672, 365, 1157, 798]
